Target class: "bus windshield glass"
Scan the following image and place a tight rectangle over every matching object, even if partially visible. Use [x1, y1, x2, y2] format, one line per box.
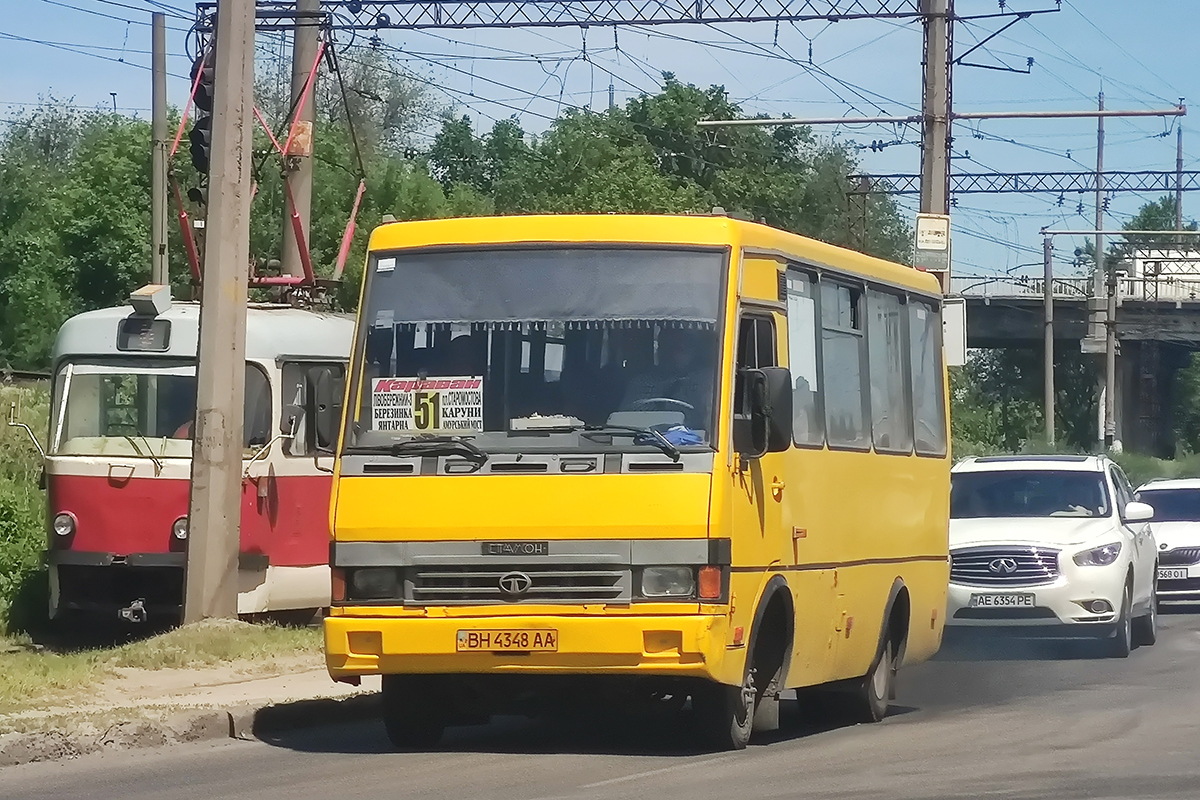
[349, 247, 726, 453]
[51, 361, 272, 458]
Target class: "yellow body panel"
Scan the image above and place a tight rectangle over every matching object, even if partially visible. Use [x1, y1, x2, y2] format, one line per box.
[328, 214, 949, 693]
[335, 474, 710, 541]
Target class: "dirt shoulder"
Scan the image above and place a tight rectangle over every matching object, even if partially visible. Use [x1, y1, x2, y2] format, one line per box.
[0, 619, 380, 765]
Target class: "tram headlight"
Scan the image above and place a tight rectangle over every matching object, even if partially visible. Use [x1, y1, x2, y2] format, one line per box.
[52, 512, 76, 538]
[172, 517, 189, 541]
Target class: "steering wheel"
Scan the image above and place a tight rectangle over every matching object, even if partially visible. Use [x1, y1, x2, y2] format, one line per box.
[630, 397, 695, 411]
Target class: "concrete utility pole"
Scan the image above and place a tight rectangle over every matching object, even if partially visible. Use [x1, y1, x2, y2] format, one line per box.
[1178, 124, 1186, 234]
[1043, 234, 1054, 446]
[919, 0, 952, 218]
[184, 0, 256, 624]
[151, 12, 168, 286]
[281, 0, 320, 280]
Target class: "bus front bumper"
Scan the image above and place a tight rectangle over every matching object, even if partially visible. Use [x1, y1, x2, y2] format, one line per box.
[325, 612, 730, 681]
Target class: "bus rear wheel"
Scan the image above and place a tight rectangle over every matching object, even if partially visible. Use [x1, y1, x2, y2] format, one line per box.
[693, 670, 755, 751]
[847, 638, 893, 724]
[381, 675, 445, 750]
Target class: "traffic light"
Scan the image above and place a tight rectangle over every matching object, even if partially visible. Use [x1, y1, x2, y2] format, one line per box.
[189, 50, 215, 174]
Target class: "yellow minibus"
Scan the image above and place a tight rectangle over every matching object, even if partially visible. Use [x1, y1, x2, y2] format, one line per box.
[323, 214, 950, 750]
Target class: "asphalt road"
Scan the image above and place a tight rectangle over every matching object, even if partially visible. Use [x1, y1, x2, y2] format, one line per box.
[8, 614, 1200, 800]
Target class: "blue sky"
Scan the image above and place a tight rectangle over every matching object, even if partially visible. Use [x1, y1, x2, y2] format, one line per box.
[1, 0, 1196, 277]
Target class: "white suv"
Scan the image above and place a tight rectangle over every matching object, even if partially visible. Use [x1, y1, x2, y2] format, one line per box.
[1135, 478, 1200, 604]
[947, 455, 1158, 657]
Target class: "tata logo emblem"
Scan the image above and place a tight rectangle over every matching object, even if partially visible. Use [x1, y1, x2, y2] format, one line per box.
[498, 571, 533, 597]
[988, 557, 1019, 575]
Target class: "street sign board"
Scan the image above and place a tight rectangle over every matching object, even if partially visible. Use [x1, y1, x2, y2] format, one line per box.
[914, 214, 951, 285]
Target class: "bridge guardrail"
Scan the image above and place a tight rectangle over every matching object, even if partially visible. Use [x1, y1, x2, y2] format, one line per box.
[951, 275, 1200, 302]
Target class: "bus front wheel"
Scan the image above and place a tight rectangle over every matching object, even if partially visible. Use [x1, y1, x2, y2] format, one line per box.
[693, 670, 755, 751]
[381, 675, 445, 750]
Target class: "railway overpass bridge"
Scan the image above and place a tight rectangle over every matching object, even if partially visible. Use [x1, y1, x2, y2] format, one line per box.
[952, 274, 1200, 457]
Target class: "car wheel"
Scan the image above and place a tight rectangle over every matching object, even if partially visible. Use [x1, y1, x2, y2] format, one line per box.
[381, 675, 445, 750]
[1107, 584, 1133, 659]
[694, 667, 755, 751]
[1132, 576, 1158, 648]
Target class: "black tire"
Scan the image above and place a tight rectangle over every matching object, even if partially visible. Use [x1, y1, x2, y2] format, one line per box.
[694, 669, 755, 751]
[1107, 584, 1133, 659]
[847, 638, 893, 724]
[381, 675, 445, 750]
[1133, 578, 1158, 648]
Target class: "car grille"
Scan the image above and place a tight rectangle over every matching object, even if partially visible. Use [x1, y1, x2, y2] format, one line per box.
[953, 606, 1057, 620]
[950, 546, 1060, 587]
[1159, 547, 1200, 566]
[406, 565, 631, 605]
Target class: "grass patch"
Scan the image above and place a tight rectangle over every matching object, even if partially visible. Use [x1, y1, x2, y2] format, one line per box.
[0, 383, 50, 635]
[111, 618, 321, 670]
[0, 620, 322, 715]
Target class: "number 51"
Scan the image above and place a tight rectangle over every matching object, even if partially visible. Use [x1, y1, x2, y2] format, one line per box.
[413, 391, 440, 429]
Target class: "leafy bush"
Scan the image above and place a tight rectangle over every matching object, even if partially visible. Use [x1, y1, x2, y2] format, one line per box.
[0, 384, 49, 633]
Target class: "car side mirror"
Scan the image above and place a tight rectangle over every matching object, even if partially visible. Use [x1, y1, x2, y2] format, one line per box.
[733, 367, 793, 458]
[1123, 501, 1154, 522]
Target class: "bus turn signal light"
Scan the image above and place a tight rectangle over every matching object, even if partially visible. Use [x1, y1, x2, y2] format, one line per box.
[698, 566, 721, 600]
[331, 568, 346, 602]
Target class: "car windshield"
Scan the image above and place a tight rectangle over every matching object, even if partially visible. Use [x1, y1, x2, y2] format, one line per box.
[51, 361, 271, 458]
[347, 247, 726, 454]
[1138, 489, 1200, 522]
[950, 470, 1111, 519]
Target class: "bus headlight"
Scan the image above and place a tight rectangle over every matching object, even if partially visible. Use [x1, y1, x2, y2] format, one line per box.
[349, 568, 400, 600]
[641, 567, 696, 598]
[52, 512, 76, 538]
[172, 517, 189, 541]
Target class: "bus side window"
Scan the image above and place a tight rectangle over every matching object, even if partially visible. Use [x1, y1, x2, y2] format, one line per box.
[785, 270, 823, 447]
[866, 289, 913, 454]
[281, 362, 347, 456]
[909, 299, 948, 456]
[820, 280, 870, 450]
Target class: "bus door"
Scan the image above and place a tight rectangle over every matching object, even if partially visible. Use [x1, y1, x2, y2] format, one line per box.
[780, 267, 839, 683]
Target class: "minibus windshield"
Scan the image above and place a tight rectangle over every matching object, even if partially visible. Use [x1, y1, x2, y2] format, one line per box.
[349, 247, 726, 453]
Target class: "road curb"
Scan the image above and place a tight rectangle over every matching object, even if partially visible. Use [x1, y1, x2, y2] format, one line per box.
[0, 691, 381, 768]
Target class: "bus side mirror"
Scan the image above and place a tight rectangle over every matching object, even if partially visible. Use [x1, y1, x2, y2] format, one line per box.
[733, 367, 793, 458]
[759, 366, 793, 453]
[307, 367, 343, 452]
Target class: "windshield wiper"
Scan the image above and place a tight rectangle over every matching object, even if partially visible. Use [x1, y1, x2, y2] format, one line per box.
[384, 435, 489, 465]
[122, 435, 164, 476]
[578, 424, 680, 462]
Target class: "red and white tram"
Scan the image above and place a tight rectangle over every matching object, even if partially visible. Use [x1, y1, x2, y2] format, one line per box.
[33, 295, 352, 625]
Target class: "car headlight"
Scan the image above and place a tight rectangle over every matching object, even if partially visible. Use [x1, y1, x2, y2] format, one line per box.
[172, 517, 189, 541]
[1073, 542, 1122, 567]
[641, 566, 696, 598]
[52, 512, 76, 538]
[349, 567, 400, 599]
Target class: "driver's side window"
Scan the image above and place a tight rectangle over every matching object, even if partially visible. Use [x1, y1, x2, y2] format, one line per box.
[734, 314, 777, 419]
